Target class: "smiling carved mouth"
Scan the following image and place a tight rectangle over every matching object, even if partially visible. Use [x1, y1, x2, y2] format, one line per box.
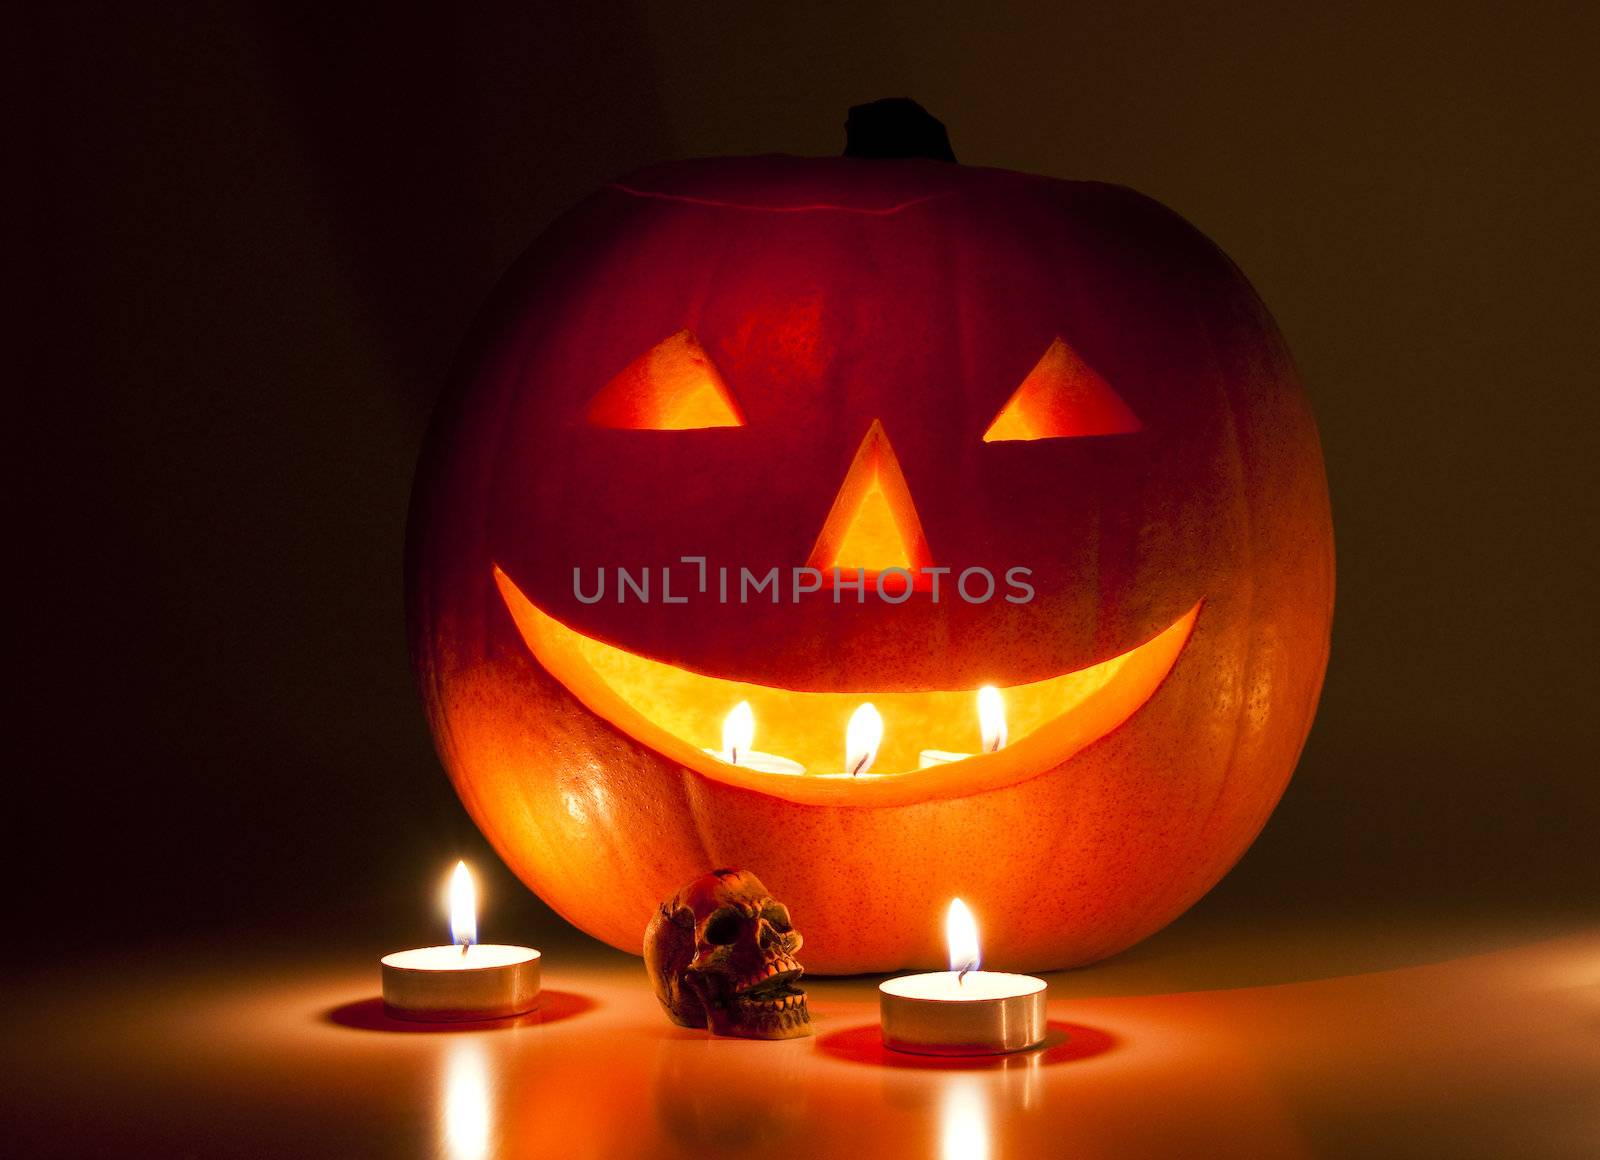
[494, 566, 1198, 807]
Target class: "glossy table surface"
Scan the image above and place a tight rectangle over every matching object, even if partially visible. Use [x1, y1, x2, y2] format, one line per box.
[8, 914, 1598, 1159]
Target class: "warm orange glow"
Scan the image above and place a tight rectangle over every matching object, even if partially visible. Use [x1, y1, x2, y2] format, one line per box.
[807, 420, 932, 577]
[493, 566, 1198, 808]
[449, 861, 477, 948]
[946, 898, 980, 974]
[835, 478, 910, 570]
[983, 337, 1140, 441]
[977, 686, 1006, 752]
[584, 329, 746, 430]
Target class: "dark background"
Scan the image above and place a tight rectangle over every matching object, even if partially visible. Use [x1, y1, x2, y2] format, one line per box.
[20, 3, 1597, 960]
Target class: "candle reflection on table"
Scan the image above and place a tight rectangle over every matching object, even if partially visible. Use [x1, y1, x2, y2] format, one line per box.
[442, 1043, 490, 1160]
[940, 1076, 991, 1160]
[9, 922, 1588, 1159]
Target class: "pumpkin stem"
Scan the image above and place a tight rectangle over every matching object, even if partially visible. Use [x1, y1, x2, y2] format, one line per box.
[843, 99, 956, 163]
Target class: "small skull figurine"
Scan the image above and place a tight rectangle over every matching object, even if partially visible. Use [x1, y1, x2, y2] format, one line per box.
[644, 869, 811, 1039]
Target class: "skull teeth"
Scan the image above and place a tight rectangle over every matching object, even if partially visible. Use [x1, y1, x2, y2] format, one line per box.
[738, 991, 805, 1009]
[733, 958, 802, 996]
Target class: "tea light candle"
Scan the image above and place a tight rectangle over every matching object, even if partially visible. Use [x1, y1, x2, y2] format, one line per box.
[381, 862, 541, 1021]
[817, 702, 885, 778]
[879, 898, 1046, 1055]
[918, 687, 1007, 770]
[704, 701, 804, 774]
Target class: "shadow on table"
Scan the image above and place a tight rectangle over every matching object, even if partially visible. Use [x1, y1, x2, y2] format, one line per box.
[816, 1020, 1115, 1069]
[323, 988, 594, 1033]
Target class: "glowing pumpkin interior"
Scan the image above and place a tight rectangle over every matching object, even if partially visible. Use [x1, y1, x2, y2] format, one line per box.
[584, 329, 747, 430]
[495, 566, 1197, 805]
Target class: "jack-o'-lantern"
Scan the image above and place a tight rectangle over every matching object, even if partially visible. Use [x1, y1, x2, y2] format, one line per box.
[406, 100, 1334, 972]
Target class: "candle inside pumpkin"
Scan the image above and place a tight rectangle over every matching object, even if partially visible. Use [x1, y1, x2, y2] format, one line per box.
[816, 703, 885, 777]
[703, 700, 804, 774]
[919, 686, 1008, 768]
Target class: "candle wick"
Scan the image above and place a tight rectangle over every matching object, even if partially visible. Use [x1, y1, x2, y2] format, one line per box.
[459, 938, 470, 957]
[958, 963, 972, 984]
[731, 746, 740, 766]
[850, 752, 870, 777]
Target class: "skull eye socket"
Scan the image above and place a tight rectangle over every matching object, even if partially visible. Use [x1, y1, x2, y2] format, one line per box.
[704, 910, 743, 945]
[762, 904, 793, 932]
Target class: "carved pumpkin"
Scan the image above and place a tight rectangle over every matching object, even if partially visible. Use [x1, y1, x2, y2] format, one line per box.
[407, 103, 1333, 972]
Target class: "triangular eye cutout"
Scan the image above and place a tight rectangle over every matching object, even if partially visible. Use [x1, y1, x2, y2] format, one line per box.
[982, 338, 1140, 441]
[806, 420, 933, 577]
[584, 329, 746, 430]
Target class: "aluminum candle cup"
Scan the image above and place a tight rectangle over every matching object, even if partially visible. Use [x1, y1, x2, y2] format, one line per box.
[380, 945, 541, 1021]
[879, 971, 1048, 1055]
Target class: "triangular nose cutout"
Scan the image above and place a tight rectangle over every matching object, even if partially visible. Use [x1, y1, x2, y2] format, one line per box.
[806, 420, 933, 579]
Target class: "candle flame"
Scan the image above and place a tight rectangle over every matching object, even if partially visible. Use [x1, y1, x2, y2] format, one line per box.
[977, 685, 1007, 752]
[946, 897, 980, 976]
[846, 703, 883, 776]
[449, 860, 477, 949]
[722, 700, 755, 764]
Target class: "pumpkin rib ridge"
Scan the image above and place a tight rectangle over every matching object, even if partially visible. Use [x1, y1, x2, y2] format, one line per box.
[1175, 317, 1261, 934]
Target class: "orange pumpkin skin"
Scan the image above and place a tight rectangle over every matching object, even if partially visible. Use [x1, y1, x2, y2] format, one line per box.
[407, 155, 1334, 973]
